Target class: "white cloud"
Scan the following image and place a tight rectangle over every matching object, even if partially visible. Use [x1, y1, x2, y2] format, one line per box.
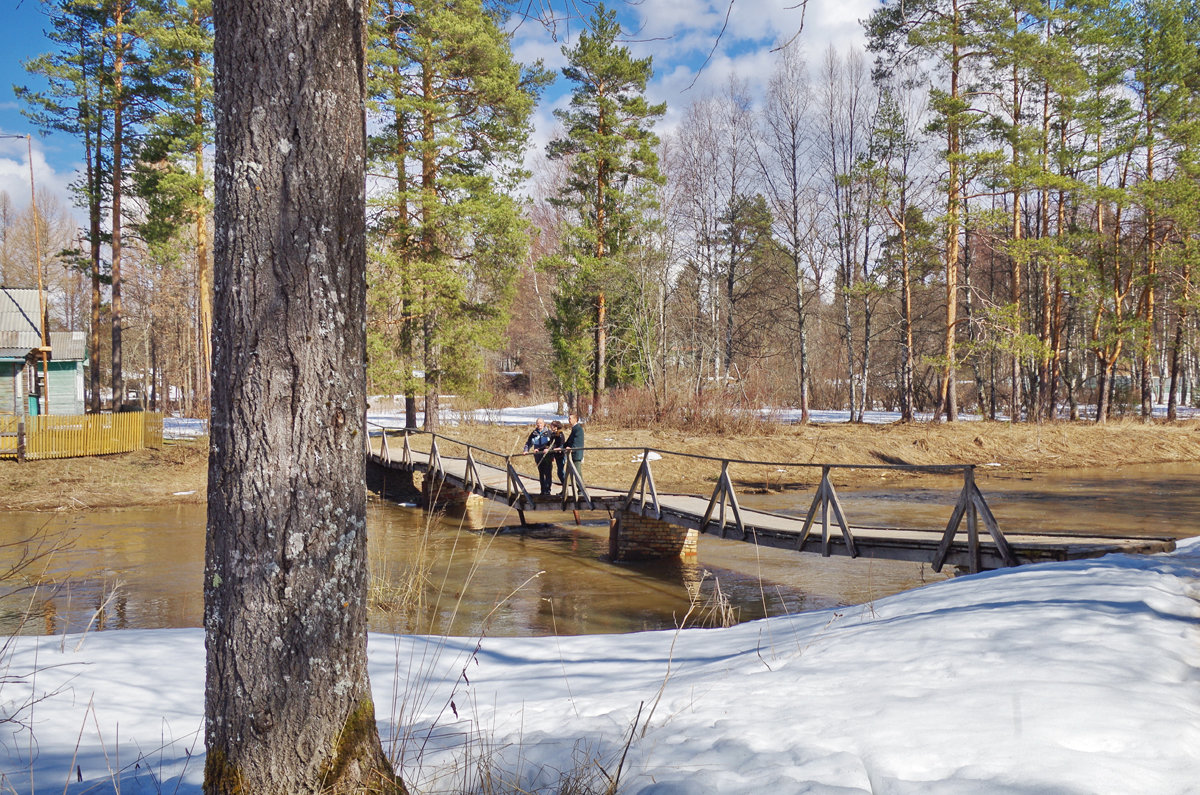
[515, 0, 875, 144]
[0, 134, 80, 221]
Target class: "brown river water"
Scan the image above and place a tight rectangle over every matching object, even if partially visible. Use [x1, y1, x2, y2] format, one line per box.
[3, 462, 1197, 637]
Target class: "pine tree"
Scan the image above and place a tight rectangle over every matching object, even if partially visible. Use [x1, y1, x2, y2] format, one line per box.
[205, 0, 403, 789]
[18, 0, 111, 412]
[859, 76, 934, 422]
[366, 0, 547, 429]
[546, 4, 665, 415]
[133, 0, 213, 412]
[868, 0, 990, 421]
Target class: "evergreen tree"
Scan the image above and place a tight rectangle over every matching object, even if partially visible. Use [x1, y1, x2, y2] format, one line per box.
[868, 0, 990, 421]
[366, 0, 547, 430]
[133, 0, 213, 412]
[102, 0, 163, 408]
[18, 0, 110, 412]
[859, 76, 934, 422]
[546, 4, 665, 415]
[21, 0, 169, 410]
[205, 0, 402, 788]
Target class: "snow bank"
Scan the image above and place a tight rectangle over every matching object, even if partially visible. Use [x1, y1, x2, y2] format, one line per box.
[3, 541, 1198, 793]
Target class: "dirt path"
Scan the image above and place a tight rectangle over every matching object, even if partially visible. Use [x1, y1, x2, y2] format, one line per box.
[4, 419, 1199, 511]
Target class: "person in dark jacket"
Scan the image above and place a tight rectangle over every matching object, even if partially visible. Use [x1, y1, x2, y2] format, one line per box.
[562, 413, 584, 486]
[548, 420, 566, 489]
[522, 418, 554, 495]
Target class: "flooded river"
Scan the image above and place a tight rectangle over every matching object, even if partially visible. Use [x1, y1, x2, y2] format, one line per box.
[3, 462, 1196, 637]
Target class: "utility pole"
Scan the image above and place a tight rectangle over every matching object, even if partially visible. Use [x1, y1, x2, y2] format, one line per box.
[2, 134, 50, 414]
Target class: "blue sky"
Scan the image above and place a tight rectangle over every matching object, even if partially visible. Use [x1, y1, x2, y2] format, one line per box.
[0, 0, 874, 218]
[1, 0, 80, 208]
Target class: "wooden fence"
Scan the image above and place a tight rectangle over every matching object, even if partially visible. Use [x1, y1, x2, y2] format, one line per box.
[0, 412, 164, 461]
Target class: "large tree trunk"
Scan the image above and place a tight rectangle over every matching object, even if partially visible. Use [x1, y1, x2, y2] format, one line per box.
[206, 1, 401, 792]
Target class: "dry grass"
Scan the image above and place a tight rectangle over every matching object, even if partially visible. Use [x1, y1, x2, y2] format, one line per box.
[4, 418, 1200, 511]
[440, 416, 1200, 491]
[0, 438, 208, 511]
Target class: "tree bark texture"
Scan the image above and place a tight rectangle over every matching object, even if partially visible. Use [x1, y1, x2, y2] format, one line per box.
[206, 1, 400, 792]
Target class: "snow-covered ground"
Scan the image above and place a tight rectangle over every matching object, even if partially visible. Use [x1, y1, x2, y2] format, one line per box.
[163, 399, 1200, 439]
[3, 539, 1198, 794]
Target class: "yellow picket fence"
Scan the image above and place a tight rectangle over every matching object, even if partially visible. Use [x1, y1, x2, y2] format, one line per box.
[0, 412, 163, 460]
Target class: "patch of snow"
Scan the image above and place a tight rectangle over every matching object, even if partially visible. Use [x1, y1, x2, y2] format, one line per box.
[3, 540, 1198, 793]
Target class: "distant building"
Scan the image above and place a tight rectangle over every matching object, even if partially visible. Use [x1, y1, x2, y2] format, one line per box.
[0, 287, 87, 416]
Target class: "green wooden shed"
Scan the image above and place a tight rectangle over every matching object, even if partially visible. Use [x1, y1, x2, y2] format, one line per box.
[0, 287, 87, 416]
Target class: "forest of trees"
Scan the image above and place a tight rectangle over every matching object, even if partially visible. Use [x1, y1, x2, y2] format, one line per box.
[11, 0, 1200, 424]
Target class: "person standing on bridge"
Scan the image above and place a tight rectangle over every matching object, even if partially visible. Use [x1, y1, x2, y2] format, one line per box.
[523, 417, 554, 495]
[562, 413, 585, 488]
[548, 420, 566, 489]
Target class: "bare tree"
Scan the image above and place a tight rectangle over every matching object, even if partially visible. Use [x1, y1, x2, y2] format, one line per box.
[757, 45, 817, 422]
[818, 46, 877, 420]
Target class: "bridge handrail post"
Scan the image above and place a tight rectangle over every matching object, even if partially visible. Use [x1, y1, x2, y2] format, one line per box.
[622, 448, 661, 519]
[969, 468, 1017, 567]
[402, 431, 413, 466]
[380, 426, 390, 461]
[933, 465, 978, 572]
[429, 436, 444, 483]
[505, 455, 534, 509]
[820, 465, 831, 555]
[699, 460, 744, 539]
[793, 466, 856, 556]
[561, 457, 593, 509]
[965, 466, 980, 573]
[932, 465, 1016, 572]
[464, 447, 486, 495]
[823, 467, 856, 557]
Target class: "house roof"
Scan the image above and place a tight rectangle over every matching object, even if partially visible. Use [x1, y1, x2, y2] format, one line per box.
[0, 287, 42, 358]
[50, 330, 87, 362]
[0, 288, 87, 362]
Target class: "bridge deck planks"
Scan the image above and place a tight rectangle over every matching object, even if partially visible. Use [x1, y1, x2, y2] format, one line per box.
[368, 439, 1177, 570]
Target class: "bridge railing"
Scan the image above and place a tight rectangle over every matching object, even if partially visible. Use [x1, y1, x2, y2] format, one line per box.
[366, 422, 594, 511]
[366, 424, 1016, 572]
[620, 448, 1015, 571]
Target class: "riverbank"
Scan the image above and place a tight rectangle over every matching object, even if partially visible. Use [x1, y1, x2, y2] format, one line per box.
[441, 416, 1200, 493]
[3, 417, 1200, 511]
[0, 439, 208, 511]
[6, 538, 1198, 792]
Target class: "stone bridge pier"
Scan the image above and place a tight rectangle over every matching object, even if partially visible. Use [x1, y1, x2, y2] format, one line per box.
[421, 477, 487, 530]
[367, 459, 487, 529]
[609, 510, 698, 561]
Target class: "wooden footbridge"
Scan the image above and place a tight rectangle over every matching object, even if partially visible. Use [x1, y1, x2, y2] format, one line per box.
[365, 425, 1176, 573]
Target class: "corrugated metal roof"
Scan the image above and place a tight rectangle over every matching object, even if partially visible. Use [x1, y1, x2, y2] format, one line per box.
[49, 330, 87, 361]
[1, 289, 88, 361]
[0, 288, 41, 346]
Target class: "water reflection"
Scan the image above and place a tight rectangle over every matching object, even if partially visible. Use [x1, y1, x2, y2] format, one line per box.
[8, 461, 1192, 638]
[0, 500, 941, 637]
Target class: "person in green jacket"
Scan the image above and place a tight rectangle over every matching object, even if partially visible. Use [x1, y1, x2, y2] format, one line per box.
[563, 412, 585, 485]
